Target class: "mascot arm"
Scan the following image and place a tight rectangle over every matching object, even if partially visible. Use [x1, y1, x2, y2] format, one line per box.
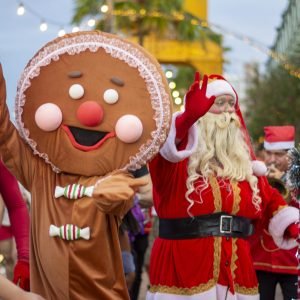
[0, 64, 34, 188]
[92, 171, 148, 216]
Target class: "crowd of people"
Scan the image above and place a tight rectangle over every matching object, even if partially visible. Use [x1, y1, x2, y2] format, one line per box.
[0, 30, 299, 300]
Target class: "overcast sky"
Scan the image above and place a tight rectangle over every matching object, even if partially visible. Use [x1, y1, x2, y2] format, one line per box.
[0, 0, 288, 113]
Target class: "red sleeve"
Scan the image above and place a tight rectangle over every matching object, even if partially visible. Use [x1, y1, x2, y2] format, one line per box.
[258, 176, 287, 219]
[0, 160, 29, 262]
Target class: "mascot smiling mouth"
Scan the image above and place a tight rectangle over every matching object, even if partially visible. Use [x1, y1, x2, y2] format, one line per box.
[62, 125, 115, 151]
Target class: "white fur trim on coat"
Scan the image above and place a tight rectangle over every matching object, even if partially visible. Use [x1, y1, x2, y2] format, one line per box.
[146, 284, 259, 300]
[160, 111, 198, 163]
[268, 206, 299, 249]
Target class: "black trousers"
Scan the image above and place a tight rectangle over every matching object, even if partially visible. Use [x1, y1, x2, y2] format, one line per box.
[256, 270, 298, 300]
[130, 234, 149, 300]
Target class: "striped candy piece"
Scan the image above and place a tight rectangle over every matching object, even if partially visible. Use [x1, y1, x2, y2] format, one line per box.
[54, 184, 94, 199]
[49, 224, 90, 240]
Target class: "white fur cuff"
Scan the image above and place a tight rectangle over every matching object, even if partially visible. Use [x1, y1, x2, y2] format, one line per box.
[268, 206, 299, 250]
[160, 111, 198, 163]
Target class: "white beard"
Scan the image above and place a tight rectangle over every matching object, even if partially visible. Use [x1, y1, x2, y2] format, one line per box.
[192, 112, 253, 181]
[185, 112, 261, 215]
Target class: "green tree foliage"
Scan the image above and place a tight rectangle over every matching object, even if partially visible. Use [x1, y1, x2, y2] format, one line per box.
[71, 0, 221, 46]
[244, 63, 300, 143]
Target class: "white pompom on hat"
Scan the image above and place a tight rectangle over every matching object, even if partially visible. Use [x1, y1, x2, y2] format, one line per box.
[251, 160, 268, 176]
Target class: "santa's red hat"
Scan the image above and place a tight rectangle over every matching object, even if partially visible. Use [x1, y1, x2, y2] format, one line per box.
[264, 126, 295, 151]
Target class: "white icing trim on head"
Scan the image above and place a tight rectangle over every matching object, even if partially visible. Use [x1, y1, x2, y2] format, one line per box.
[15, 32, 171, 173]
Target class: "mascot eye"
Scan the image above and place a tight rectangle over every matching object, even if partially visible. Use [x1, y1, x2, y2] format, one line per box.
[115, 115, 143, 143]
[103, 89, 119, 104]
[35, 103, 63, 132]
[69, 84, 85, 100]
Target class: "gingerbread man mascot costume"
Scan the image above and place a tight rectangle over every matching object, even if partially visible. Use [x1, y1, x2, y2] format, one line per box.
[0, 31, 171, 299]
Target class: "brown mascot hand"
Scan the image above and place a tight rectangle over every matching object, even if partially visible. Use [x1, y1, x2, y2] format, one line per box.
[93, 171, 148, 215]
[175, 72, 216, 141]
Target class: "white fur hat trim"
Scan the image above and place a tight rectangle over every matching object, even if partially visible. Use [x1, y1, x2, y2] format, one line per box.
[206, 80, 236, 102]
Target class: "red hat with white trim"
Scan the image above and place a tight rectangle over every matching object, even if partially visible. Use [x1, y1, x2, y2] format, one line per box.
[263, 126, 295, 151]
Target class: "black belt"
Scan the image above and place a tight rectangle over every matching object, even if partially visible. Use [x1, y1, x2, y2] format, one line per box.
[159, 212, 254, 240]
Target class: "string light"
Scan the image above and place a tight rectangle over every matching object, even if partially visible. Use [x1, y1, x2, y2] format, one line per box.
[100, 5, 109, 13]
[39, 21, 48, 32]
[13, 1, 300, 79]
[169, 82, 176, 89]
[72, 26, 80, 33]
[87, 18, 96, 27]
[165, 71, 173, 78]
[58, 28, 66, 37]
[174, 97, 182, 105]
[172, 90, 180, 98]
[17, 3, 25, 15]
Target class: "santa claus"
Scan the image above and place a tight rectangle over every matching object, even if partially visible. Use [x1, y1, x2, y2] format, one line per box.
[147, 73, 299, 300]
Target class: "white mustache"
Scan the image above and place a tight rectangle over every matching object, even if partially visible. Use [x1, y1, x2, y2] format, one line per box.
[214, 112, 240, 129]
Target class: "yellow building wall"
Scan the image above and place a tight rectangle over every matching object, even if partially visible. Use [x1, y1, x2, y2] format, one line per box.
[129, 0, 223, 75]
[184, 0, 207, 21]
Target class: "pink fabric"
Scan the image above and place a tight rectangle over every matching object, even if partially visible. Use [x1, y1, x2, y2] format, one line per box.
[0, 160, 30, 262]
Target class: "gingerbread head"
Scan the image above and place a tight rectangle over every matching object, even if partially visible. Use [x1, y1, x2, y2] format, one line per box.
[15, 31, 172, 176]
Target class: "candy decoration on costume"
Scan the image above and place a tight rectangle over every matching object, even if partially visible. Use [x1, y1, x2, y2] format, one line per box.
[54, 184, 94, 199]
[49, 224, 90, 240]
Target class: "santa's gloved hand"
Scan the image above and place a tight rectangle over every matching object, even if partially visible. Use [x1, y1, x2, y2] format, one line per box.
[13, 260, 30, 291]
[175, 72, 216, 141]
[284, 223, 299, 240]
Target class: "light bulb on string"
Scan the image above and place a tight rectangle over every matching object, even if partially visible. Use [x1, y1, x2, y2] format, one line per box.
[87, 18, 96, 27]
[165, 71, 173, 78]
[169, 81, 176, 89]
[40, 21, 48, 32]
[174, 97, 182, 105]
[17, 3, 25, 16]
[172, 90, 180, 98]
[58, 28, 66, 37]
[72, 26, 80, 33]
[100, 5, 109, 13]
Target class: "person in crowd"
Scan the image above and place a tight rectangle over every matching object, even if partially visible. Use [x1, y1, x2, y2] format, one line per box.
[119, 164, 153, 299]
[128, 166, 153, 300]
[120, 166, 152, 293]
[250, 125, 298, 300]
[0, 160, 30, 290]
[120, 225, 136, 291]
[146, 73, 299, 300]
